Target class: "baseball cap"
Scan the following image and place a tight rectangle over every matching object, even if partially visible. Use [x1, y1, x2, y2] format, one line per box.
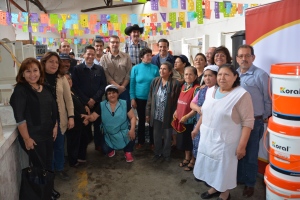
[59, 54, 71, 60]
[203, 65, 219, 73]
[105, 85, 118, 92]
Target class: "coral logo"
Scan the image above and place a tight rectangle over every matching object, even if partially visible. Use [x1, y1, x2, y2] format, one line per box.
[272, 141, 290, 152]
[280, 87, 300, 94]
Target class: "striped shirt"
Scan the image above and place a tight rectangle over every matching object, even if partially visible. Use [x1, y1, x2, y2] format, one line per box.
[123, 39, 148, 65]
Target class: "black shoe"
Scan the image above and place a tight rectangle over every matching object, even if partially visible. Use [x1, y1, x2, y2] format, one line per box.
[52, 188, 60, 199]
[152, 155, 162, 162]
[56, 170, 70, 181]
[216, 193, 231, 200]
[200, 191, 221, 199]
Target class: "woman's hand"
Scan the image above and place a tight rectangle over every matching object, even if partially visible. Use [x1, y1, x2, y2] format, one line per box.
[236, 146, 246, 160]
[179, 115, 187, 123]
[68, 118, 74, 129]
[24, 138, 37, 150]
[131, 99, 137, 109]
[85, 106, 90, 115]
[128, 129, 135, 141]
[53, 126, 58, 141]
[191, 128, 199, 140]
[173, 110, 177, 119]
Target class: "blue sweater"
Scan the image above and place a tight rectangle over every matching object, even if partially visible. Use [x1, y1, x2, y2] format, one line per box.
[130, 62, 159, 100]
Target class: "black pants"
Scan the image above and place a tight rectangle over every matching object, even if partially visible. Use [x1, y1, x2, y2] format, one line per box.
[66, 125, 89, 165]
[19, 135, 53, 170]
[136, 98, 153, 145]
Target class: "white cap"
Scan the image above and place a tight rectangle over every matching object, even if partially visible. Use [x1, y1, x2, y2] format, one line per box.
[105, 84, 118, 92]
[203, 65, 219, 73]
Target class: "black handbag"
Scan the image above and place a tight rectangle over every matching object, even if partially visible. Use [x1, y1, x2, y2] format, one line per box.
[19, 149, 55, 200]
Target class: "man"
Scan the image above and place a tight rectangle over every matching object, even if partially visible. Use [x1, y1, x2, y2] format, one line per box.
[100, 35, 132, 106]
[151, 38, 175, 68]
[236, 44, 272, 197]
[72, 45, 107, 152]
[59, 54, 71, 74]
[205, 47, 216, 65]
[69, 52, 75, 59]
[93, 39, 105, 65]
[59, 41, 77, 74]
[124, 24, 148, 65]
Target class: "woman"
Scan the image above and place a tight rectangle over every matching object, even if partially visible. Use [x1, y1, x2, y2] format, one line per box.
[40, 52, 74, 180]
[193, 53, 207, 84]
[64, 73, 90, 167]
[82, 85, 136, 162]
[212, 46, 232, 67]
[193, 64, 254, 200]
[173, 66, 200, 170]
[173, 54, 191, 85]
[130, 48, 159, 150]
[188, 65, 218, 172]
[10, 58, 58, 199]
[146, 62, 181, 162]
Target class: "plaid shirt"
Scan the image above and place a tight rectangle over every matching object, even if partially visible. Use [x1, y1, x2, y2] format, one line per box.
[124, 39, 148, 65]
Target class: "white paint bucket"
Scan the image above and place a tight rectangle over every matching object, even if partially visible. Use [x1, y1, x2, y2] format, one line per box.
[270, 63, 300, 127]
[265, 164, 300, 199]
[268, 117, 300, 175]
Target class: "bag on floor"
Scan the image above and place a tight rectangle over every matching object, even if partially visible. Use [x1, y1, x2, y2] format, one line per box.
[19, 150, 54, 200]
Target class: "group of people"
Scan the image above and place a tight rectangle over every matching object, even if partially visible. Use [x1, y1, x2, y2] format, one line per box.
[9, 23, 271, 200]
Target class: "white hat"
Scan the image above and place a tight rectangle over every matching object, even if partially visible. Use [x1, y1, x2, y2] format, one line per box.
[105, 84, 118, 92]
[203, 65, 219, 73]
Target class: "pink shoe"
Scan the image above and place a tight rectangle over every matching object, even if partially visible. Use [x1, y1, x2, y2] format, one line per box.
[124, 152, 134, 162]
[108, 150, 115, 158]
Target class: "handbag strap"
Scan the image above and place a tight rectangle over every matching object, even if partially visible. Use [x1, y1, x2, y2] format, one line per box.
[28, 148, 47, 170]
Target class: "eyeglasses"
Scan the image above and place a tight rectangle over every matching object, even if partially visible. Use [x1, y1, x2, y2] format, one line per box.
[237, 54, 252, 59]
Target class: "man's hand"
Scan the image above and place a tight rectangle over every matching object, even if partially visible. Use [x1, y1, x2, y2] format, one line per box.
[87, 98, 95, 108]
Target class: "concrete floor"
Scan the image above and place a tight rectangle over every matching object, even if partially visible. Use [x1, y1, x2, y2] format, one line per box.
[55, 143, 266, 200]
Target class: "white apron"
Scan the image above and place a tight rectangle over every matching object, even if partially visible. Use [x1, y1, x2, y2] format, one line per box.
[193, 86, 246, 192]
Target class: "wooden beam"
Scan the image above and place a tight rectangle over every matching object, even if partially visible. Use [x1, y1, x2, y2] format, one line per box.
[9, 0, 26, 12]
[81, 2, 145, 12]
[33, 0, 47, 13]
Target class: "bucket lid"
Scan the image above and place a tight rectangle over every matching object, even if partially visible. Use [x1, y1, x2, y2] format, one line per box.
[268, 117, 300, 136]
[270, 63, 300, 76]
[265, 165, 300, 191]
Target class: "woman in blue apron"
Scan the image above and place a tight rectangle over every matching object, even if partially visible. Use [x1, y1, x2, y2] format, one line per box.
[82, 85, 136, 162]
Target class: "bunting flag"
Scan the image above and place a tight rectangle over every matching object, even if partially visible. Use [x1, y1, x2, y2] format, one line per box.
[1, 1, 261, 43]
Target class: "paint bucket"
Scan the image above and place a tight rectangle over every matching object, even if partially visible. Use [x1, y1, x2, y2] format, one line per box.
[270, 63, 300, 127]
[264, 164, 300, 199]
[268, 117, 300, 175]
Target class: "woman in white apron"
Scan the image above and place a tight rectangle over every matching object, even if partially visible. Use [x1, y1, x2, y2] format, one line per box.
[193, 64, 254, 200]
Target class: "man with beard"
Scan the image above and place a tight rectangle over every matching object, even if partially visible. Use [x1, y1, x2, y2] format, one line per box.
[124, 24, 148, 66]
[236, 44, 271, 198]
[100, 35, 132, 106]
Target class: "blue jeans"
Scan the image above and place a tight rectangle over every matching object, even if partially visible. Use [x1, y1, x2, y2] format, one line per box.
[237, 119, 264, 187]
[100, 133, 134, 154]
[52, 126, 65, 171]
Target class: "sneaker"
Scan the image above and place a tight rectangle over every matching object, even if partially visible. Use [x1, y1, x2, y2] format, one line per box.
[124, 152, 134, 162]
[77, 159, 86, 163]
[135, 144, 143, 150]
[108, 150, 115, 158]
[56, 170, 70, 181]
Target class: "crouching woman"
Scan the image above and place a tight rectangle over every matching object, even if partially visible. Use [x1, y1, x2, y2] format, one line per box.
[82, 85, 136, 162]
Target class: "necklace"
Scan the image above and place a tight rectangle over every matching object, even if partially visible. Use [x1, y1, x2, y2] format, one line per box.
[31, 84, 40, 92]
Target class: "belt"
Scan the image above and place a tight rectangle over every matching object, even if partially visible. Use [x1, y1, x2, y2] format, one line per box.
[254, 115, 263, 120]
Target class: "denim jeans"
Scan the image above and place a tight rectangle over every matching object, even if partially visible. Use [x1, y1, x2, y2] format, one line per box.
[100, 133, 134, 154]
[237, 119, 264, 187]
[52, 126, 65, 171]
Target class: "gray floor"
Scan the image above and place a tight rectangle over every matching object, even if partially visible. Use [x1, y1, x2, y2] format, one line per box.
[55, 143, 266, 200]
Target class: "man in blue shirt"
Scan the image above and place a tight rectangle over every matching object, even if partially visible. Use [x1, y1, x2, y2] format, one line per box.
[236, 44, 272, 197]
[72, 45, 107, 152]
[151, 38, 175, 68]
[124, 24, 148, 65]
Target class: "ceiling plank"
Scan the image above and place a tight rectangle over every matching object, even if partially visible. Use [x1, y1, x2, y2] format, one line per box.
[81, 2, 145, 12]
[9, 0, 26, 12]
